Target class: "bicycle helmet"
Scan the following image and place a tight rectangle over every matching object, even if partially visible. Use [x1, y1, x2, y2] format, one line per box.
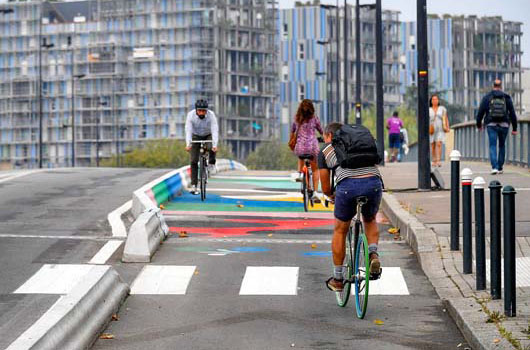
[195, 99, 208, 110]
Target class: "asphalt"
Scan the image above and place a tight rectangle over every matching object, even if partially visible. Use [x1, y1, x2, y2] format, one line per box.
[379, 161, 530, 349]
[0, 167, 167, 349]
[92, 172, 469, 350]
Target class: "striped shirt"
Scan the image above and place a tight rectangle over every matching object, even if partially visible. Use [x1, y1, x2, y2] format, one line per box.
[317, 143, 381, 184]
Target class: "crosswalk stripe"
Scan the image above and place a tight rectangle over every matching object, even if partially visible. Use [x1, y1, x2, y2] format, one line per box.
[239, 266, 299, 295]
[130, 265, 196, 295]
[367, 267, 410, 295]
[14, 264, 95, 294]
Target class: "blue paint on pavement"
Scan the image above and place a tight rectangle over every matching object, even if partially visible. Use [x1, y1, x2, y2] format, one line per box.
[302, 251, 332, 257]
[232, 247, 271, 253]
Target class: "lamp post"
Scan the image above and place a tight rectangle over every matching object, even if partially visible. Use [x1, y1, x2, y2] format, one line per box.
[417, 0, 430, 190]
[97, 100, 108, 167]
[355, 2, 376, 125]
[71, 72, 85, 167]
[375, 0, 384, 165]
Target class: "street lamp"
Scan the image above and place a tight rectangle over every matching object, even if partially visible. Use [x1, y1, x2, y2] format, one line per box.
[375, 0, 384, 165]
[97, 100, 108, 167]
[355, 2, 376, 125]
[320, 2, 340, 123]
[71, 73, 85, 167]
[39, 34, 54, 169]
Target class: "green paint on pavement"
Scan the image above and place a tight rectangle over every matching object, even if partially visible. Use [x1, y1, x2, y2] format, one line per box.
[163, 201, 317, 212]
[210, 178, 299, 189]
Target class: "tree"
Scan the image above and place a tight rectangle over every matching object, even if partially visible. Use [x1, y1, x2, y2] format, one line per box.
[102, 139, 234, 168]
[246, 140, 297, 170]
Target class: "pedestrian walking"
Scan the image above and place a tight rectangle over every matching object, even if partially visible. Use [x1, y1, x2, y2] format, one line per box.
[476, 79, 518, 175]
[398, 126, 409, 162]
[429, 94, 450, 167]
[386, 111, 403, 163]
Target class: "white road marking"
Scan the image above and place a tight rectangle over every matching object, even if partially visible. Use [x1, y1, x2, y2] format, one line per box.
[108, 200, 132, 237]
[88, 240, 123, 264]
[0, 234, 118, 241]
[367, 267, 410, 295]
[0, 169, 44, 184]
[239, 266, 299, 295]
[14, 264, 95, 294]
[486, 257, 530, 287]
[130, 265, 196, 295]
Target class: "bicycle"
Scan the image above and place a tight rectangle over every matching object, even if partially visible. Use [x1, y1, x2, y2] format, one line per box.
[191, 140, 213, 201]
[327, 196, 380, 319]
[298, 154, 316, 212]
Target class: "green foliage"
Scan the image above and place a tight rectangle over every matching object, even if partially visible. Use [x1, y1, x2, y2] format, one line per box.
[349, 106, 418, 148]
[101, 139, 234, 168]
[246, 140, 298, 170]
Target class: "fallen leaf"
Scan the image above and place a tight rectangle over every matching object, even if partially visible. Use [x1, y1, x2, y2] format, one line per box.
[388, 227, 399, 235]
[159, 204, 165, 210]
[415, 207, 424, 214]
[457, 343, 462, 348]
[237, 204, 244, 208]
[373, 319, 384, 326]
[493, 338, 501, 344]
[100, 333, 114, 340]
[267, 234, 273, 237]
[194, 270, 199, 275]
[111, 314, 119, 321]
[179, 231, 188, 238]
[311, 244, 317, 249]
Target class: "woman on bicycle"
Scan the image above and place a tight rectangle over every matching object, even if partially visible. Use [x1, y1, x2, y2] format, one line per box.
[290, 99, 324, 200]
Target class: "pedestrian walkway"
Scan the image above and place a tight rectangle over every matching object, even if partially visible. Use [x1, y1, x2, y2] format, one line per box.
[380, 161, 530, 350]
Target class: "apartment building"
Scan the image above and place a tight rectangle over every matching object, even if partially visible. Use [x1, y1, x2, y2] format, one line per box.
[0, 0, 278, 168]
[402, 15, 523, 122]
[279, 4, 401, 141]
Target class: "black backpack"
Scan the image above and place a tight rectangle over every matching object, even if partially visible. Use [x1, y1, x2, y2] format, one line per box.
[331, 124, 381, 169]
[489, 95, 507, 123]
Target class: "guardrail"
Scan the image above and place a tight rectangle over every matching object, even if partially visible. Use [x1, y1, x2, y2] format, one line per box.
[453, 119, 530, 168]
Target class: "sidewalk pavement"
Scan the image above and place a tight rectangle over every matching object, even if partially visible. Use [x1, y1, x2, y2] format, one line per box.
[379, 161, 530, 350]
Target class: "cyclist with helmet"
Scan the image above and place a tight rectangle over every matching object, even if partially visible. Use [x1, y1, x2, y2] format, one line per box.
[185, 99, 219, 195]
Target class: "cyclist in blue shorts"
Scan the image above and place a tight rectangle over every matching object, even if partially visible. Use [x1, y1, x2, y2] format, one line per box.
[318, 122, 383, 292]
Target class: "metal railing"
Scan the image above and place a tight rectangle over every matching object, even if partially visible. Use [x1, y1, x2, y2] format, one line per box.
[453, 119, 530, 168]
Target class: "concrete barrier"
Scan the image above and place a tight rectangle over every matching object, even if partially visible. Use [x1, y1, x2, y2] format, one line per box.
[122, 208, 169, 263]
[7, 265, 128, 350]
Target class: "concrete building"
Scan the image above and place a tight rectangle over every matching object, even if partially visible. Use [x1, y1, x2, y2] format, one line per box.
[522, 67, 530, 117]
[279, 4, 401, 141]
[402, 15, 523, 123]
[0, 0, 278, 168]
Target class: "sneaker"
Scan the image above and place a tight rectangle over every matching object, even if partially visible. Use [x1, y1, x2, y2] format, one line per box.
[498, 169, 504, 174]
[491, 169, 498, 175]
[295, 173, 303, 182]
[208, 164, 217, 175]
[326, 277, 344, 292]
[190, 185, 199, 195]
[311, 191, 322, 203]
[369, 253, 382, 279]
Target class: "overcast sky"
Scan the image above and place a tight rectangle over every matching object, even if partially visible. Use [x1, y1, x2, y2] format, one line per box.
[279, 0, 530, 67]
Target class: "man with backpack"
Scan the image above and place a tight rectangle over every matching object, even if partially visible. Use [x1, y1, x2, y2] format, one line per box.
[318, 122, 383, 292]
[476, 79, 518, 174]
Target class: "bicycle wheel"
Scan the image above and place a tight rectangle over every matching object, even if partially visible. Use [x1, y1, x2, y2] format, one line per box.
[302, 171, 309, 212]
[335, 227, 353, 307]
[200, 157, 207, 201]
[354, 224, 370, 319]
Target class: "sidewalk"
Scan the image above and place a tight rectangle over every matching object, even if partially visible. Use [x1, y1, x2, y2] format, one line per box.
[379, 161, 530, 350]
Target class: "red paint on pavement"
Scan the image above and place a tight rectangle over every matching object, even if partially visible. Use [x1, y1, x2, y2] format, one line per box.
[169, 218, 334, 238]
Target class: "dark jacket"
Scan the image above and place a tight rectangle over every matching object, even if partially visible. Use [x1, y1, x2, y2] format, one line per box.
[475, 90, 517, 131]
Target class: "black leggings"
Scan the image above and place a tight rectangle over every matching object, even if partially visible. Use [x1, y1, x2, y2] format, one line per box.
[190, 134, 216, 186]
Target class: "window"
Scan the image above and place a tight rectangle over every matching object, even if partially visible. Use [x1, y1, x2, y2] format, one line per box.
[283, 23, 288, 39]
[298, 84, 305, 100]
[282, 65, 288, 81]
[298, 43, 304, 60]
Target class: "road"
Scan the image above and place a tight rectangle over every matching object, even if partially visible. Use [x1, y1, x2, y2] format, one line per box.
[0, 167, 167, 349]
[91, 172, 469, 350]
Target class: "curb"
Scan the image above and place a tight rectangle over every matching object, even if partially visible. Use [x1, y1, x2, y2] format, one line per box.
[7, 265, 129, 350]
[381, 192, 506, 350]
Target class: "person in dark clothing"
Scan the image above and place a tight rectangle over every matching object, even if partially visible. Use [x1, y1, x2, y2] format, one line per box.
[476, 79, 518, 174]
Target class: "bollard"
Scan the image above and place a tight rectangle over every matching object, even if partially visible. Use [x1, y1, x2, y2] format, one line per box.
[503, 185, 517, 317]
[473, 177, 486, 290]
[450, 150, 461, 251]
[461, 168, 473, 274]
[489, 180, 502, 299]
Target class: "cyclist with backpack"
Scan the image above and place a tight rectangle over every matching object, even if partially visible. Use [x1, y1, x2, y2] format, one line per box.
[476, 79, 518, 175]
[318, 122, 383, 292]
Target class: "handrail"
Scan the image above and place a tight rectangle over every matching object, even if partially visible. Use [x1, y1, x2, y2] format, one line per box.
[453, 118, 529, 168]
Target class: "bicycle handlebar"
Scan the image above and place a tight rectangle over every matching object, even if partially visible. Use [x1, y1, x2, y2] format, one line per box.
[190, 140, 213, 143]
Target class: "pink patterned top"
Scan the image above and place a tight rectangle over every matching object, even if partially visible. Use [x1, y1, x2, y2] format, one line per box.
[291, 116, 324, 158]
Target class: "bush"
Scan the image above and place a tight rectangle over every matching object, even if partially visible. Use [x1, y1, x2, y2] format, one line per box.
[102, 139, 235, 168]
[246, 140, 297, 170]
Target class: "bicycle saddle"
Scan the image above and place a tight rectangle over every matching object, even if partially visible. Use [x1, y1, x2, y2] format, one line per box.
[298, 154, 314, 160]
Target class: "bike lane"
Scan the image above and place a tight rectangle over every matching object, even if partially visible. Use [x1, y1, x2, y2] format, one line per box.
[92, 172, 468, 350]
